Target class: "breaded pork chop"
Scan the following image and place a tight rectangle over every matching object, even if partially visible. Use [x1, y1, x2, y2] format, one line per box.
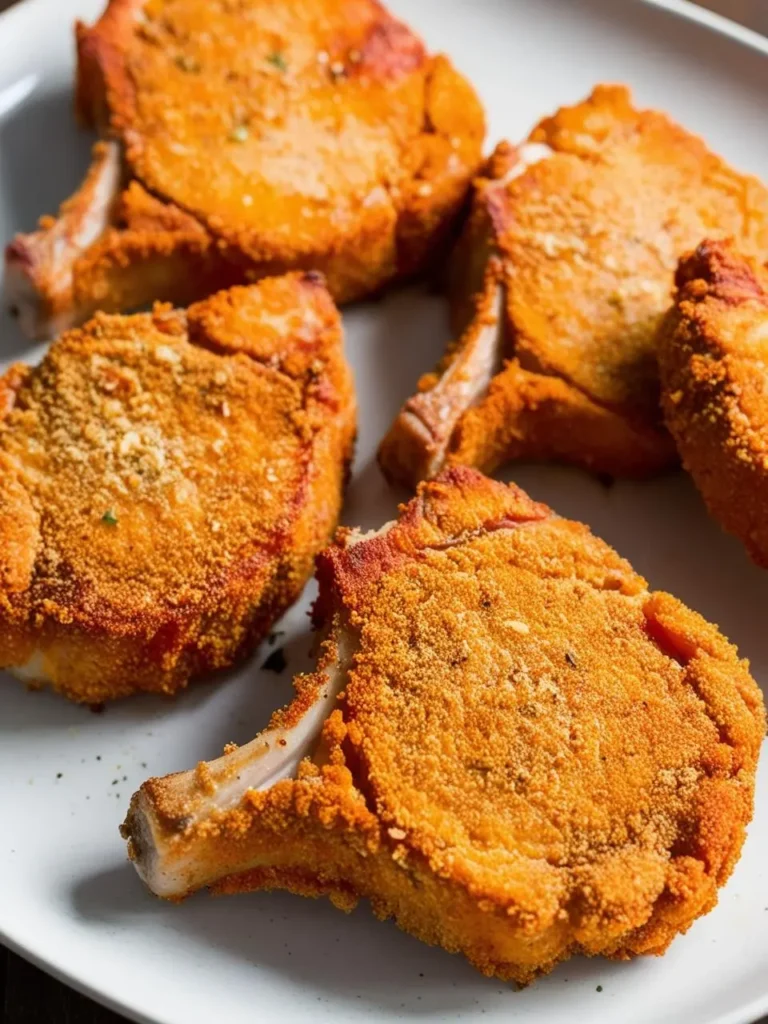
[5, 0, 485, 340]
[380, 84, 768, 488]
[122, 468, 764, 983]
[0, 273, 355, 703]
[659, 240, 768, 566]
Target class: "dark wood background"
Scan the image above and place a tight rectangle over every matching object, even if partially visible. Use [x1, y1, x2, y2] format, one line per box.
[0, 0, 765, 1021]
[0, 950, 124, 1023]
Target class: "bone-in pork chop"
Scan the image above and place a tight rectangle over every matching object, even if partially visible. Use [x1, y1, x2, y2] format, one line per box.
[0, 272, 355, 702]
[379, 85, 768, 487]
[122, 467, 764, 983]
[5, 0, 485, 339]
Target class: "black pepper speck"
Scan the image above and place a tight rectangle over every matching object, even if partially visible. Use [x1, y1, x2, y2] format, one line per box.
[262, 648, 287, 673]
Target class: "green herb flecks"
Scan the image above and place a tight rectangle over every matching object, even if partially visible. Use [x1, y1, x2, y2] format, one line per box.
[266, 51, 287, 72]
[101, 509, 119, 527]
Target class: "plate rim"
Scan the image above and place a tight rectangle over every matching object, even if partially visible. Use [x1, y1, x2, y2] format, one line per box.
[640, 0, 768, 55]
[1, 0, 767, 1022]
[2, 0, 768, 57]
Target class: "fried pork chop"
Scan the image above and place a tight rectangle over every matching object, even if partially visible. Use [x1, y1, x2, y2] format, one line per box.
[122, 467, 764, 983]
[659, 239, 768, 566]
[5, 0, 485, 340]
[0, 272, 355, 702]
[379, 84, 768, 488]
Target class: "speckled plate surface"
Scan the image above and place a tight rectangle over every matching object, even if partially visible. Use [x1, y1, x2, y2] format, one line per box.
[1, 1, 767, 1022]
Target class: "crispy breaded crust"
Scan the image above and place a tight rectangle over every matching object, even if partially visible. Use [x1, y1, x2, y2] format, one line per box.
[380, 84, 768, 487]
[0, 272, 355, 702]
[659, 239, 768, 565]
[5, 0, 485, 338]
[124, 467, 764, 983]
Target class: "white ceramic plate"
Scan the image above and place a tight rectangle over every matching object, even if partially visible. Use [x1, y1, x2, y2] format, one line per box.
[1, 1, 767, 1022]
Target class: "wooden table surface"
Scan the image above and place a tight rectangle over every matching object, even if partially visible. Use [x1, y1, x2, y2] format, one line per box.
[0, 0, 766, 1021]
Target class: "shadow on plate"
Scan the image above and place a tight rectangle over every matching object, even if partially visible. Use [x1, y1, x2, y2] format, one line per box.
[0, 622, 314, 747]
[70, 863, 632, 1015]
[70, 864, 488, 1014]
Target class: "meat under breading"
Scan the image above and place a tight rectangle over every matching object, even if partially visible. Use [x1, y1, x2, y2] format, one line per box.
[659, 239, 768, 566]
[122, 467, 765, 984]
[5, 0, 485, 339]
[379, 84, 768, 488]
[0, 272, 356, 702]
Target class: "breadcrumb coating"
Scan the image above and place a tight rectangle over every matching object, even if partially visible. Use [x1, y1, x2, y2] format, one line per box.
[659, 239, 768, 566]
[0, 272, 355, 702]
[124, 468, 765, 983]
[380, 84, 768, 487]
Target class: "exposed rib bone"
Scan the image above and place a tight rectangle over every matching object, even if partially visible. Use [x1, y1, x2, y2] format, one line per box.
[4, 141, 122, 339]
[379, 264, 677, 486]
[377, 146, 552, 486]
[379, 278, 505, 484]
[124, 621, 360, 899]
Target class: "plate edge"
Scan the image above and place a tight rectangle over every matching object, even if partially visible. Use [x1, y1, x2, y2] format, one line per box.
[633, 0, 768, 55]
[2, 0, 768, 58]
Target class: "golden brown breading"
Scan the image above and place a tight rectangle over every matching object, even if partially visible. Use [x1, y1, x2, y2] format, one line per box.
[123, 468, 765, 983]
[5, 0, 485, 338]
[380, 84, 768, 488]
[659, 239, 768, 566]
[0, 272, 355, 702]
